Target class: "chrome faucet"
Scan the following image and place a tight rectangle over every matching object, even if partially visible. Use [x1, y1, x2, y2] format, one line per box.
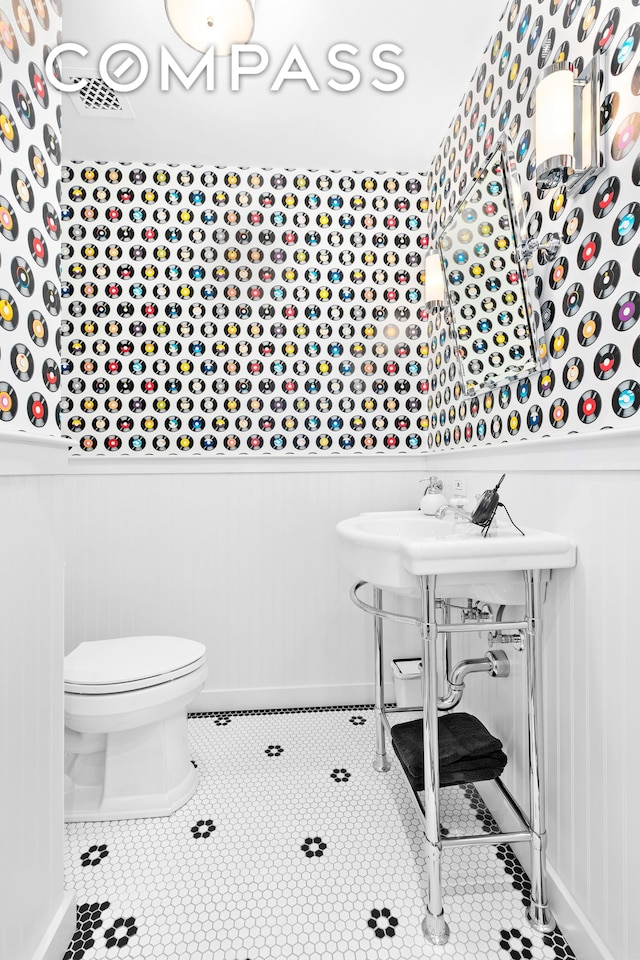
[435, 502, 474, 523]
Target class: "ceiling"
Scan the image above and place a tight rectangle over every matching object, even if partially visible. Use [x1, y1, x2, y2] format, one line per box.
[61, 0, 508, 171]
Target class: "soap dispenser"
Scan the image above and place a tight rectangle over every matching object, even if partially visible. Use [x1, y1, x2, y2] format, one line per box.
[419, 477, 446, 515]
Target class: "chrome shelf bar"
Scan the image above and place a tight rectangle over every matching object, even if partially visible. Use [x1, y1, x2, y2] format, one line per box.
[440, 619, 527, 634]
[350, 580, 422, 627]
[494, 774, 532, 831]
[384, 704, 426, 714]
[442, 830, 531, 848]
[350, 580, 526, 634]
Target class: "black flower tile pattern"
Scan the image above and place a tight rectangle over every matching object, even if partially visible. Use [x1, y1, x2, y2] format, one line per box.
[499, 926, 535, 959]
[80, 845, 109, 867]
[367, 906, 399, 938]
[330, 767, 351, 782]
[0, 0, 61, 436]
[103, 917, 138, 950]
[190, 819, 215, 839]
[64, 707, 578, 959]
[300, 836, 327, 858]
[264, 743, 284, 756]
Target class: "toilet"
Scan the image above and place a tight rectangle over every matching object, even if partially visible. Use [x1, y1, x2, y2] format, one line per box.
[64, 635, 208, 822]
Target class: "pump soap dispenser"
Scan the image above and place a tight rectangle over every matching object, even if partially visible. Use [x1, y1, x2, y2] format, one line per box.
[419, 477, 446, 516]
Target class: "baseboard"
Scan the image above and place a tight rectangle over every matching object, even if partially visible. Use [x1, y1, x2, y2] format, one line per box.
[31, 891, 76, 960]
[190, 680, 397, 712]
[475, 782, 614, 960]
[544, 862, 616, 960]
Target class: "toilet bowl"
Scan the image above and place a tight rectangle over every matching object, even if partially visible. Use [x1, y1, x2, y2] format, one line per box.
[64, 635, 208, 822]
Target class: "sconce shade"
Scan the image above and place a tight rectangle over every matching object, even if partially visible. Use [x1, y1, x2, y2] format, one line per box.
[534, 66, 575, 173]
[423, 252, 445, 311]
[534, 57, 600, 194]
[165, 0, 255, 56]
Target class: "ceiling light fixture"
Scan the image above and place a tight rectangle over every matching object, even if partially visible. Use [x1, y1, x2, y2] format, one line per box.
[165, 0, 256, 57]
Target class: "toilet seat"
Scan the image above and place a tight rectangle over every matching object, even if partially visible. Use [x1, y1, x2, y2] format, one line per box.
[64, 635, 207, 695]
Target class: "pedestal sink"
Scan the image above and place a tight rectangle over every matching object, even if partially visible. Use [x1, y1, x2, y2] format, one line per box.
[336, 508, 576, 946]
[336, 509, 576, 603]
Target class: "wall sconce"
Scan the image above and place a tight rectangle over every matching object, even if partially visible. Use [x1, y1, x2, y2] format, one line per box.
[533, 55, 602, 196]
[165, 0, 256, 57]
[423, 252, 446, 313]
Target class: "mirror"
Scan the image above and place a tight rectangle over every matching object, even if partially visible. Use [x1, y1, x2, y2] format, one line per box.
[438, 137, 547, 397]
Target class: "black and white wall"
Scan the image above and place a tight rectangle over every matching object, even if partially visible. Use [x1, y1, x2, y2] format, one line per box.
[0, 0, 62, 436]
[59, 162, 433, 457]
[422, 0, 640, 449]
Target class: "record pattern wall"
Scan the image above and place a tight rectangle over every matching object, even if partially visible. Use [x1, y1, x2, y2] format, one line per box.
[0, 0, 62, 436]
[59, 163, 443, 456]
[422, 0, 640, 451]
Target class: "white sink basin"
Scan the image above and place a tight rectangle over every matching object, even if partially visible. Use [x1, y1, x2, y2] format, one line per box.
[336, 511, 576, 603]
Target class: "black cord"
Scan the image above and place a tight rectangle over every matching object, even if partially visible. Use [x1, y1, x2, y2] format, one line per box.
[478, 501, 525, 537]
[497, 502, 525, 536]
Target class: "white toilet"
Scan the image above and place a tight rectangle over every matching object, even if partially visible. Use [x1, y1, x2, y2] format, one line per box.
[64, 635, 208, 822]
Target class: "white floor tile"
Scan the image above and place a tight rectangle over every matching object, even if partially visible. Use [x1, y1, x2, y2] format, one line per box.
[63, 707, 577, 960]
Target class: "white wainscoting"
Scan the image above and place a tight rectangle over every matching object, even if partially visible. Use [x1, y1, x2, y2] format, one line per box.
[62, 460, 429, 707]
[0, 437, 74, 960]
[62, 440, 639, 960]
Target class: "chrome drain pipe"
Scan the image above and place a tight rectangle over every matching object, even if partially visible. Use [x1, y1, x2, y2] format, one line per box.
[438, 649, 510, 712]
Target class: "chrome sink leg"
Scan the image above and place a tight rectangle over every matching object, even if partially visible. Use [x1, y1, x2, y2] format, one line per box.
[524, 569, 556, 933]
[420, 575, 450, 946]
[372, 586, 390, 773]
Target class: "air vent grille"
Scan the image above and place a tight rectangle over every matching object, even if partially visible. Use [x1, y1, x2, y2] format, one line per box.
[66, 78, 135, 118]
[73, 77, 124, 112]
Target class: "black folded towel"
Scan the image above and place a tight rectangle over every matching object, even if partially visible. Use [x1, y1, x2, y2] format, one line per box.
[390, 712, 508, 791]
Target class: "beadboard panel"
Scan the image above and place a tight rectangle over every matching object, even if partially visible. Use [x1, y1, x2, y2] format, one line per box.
[0, 471, 69, 960]
[62, 467, 429, 701]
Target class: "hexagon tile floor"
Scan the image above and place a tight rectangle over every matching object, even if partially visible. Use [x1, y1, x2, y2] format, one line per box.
[63, 706, 577, 960]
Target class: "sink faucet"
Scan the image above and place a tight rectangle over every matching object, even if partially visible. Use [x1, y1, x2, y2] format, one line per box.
[435, 502, 474, 523]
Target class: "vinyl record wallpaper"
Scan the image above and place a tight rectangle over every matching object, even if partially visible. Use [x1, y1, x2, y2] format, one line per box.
[0, 0, 61, 435]
[60, 0, 640, 456]
[422, 0, 640, 450]
[51, 0, 640, 455]
[59, 164, 434, 455]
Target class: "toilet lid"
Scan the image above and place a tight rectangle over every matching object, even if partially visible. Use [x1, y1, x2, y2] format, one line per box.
[64, 636, 206, 692]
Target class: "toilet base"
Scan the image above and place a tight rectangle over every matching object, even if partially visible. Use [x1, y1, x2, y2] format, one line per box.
[64, 709, 199, 822]
[64, 763, 198, 821]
